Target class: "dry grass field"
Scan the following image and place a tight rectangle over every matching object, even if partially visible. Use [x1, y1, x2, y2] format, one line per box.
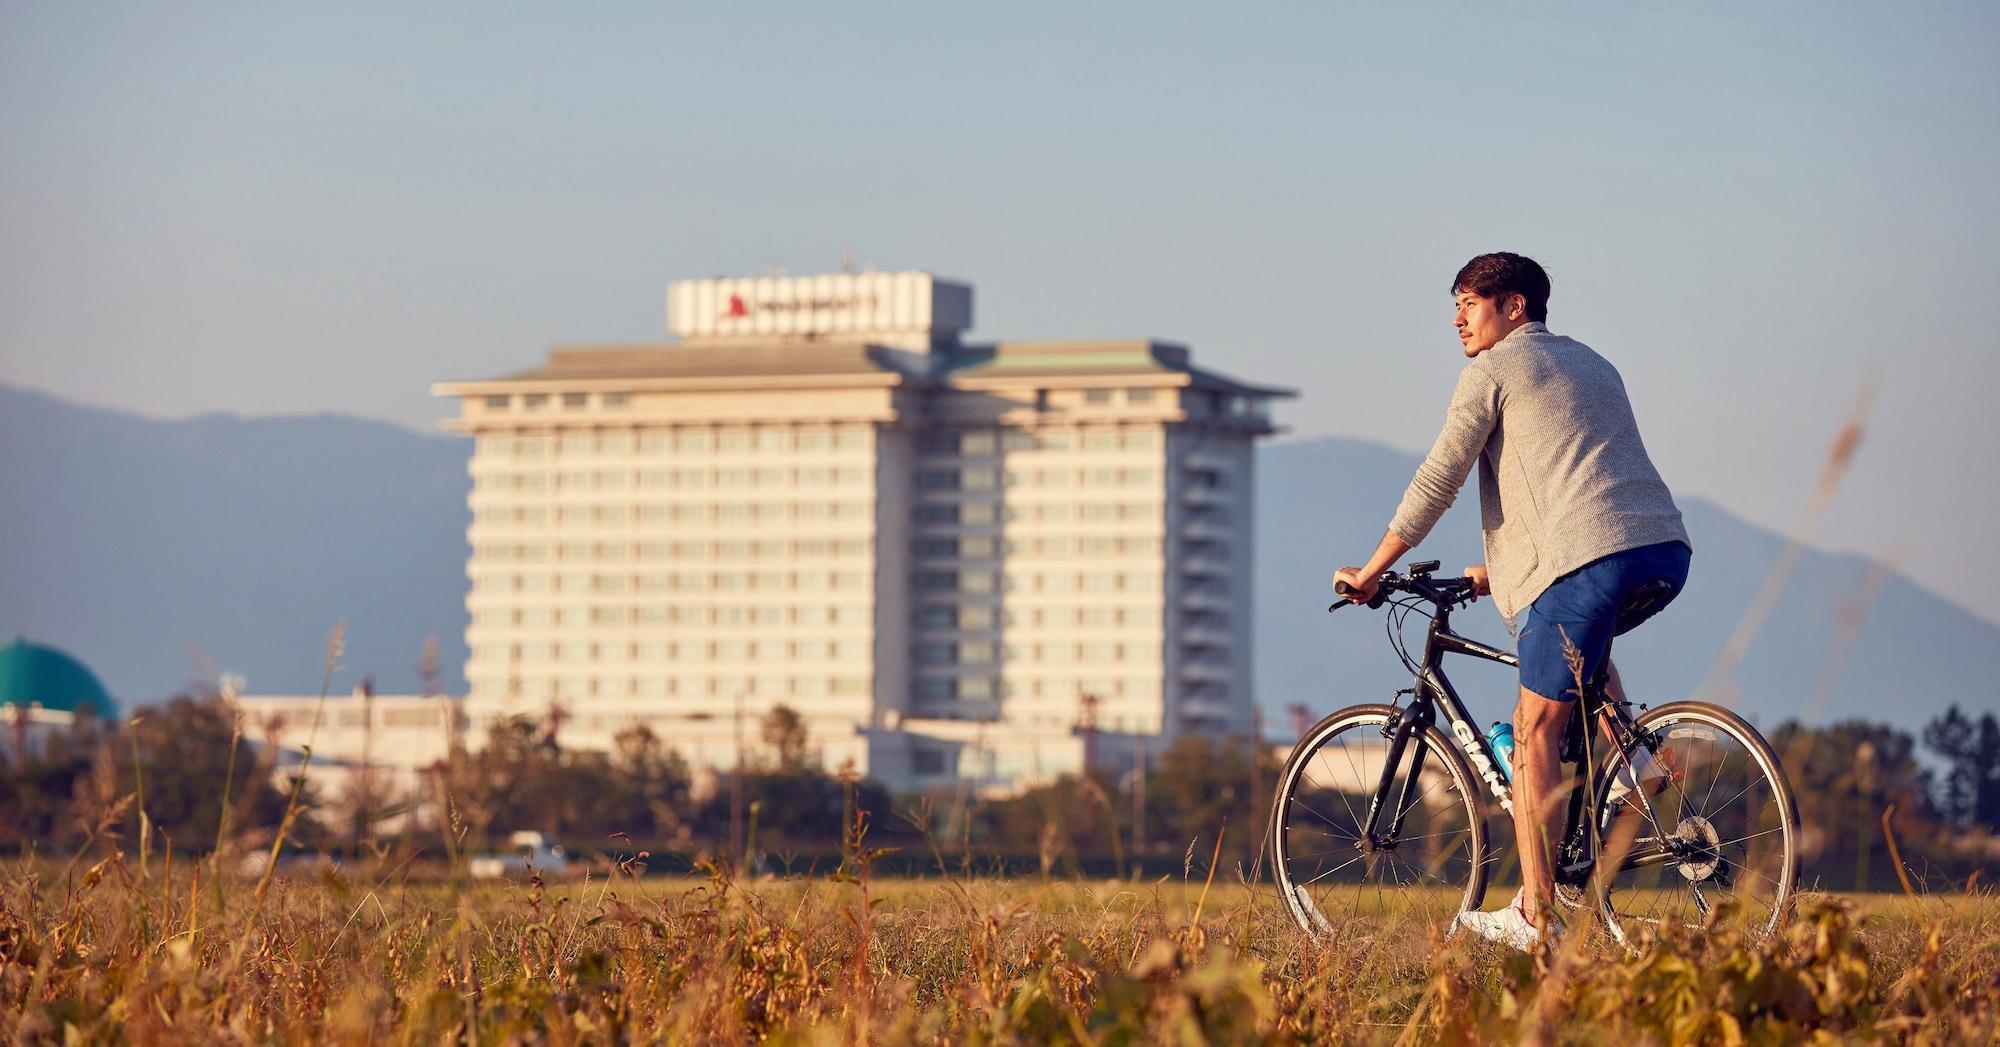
[4, 848, 1998, 1045]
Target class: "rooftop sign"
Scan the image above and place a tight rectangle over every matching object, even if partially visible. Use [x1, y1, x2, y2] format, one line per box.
[668, 271, 972, 346]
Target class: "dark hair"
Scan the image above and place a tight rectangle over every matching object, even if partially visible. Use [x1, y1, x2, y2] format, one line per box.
[1452, 252, 1550, 322]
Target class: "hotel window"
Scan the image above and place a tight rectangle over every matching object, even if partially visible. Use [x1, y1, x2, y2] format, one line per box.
[796, 428, 829, 450]
[1125, 388, 1156, 404]
[602, 392, 629, 406]
[756, 429, 788, 452]
[959, 606, 995, 629]
[960, 537, 995, 558]
[913, 749, 947, 776]
[916, 571, 957, 592]
[961, 430, 998, 455]
[1084, 388, 1114, 405]
[717, 430, 750, 452]
[917, 678, 957, 701]
[915, 538, 958, 557]
[562, 392, 588, 408]
[960, 642, 995, 664]
[959, 677, 995, 699]
[961, 571, 997, 595]
[674, 432, 710, 453]
[832, 428, 868, 450]
[918, 434, 958, 455]
[484, 395, 511, 409]
[917, 606, 956, 629]
[1084, 430, 1119, 451]
[960, 503, 996, 526]
[918, 470, 959, 491]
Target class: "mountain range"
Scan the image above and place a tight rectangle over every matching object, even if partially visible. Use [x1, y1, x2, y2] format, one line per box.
[3, 381, 1991, 731]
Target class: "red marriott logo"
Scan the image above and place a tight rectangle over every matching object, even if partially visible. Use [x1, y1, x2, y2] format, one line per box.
[717, 293, 881, 321]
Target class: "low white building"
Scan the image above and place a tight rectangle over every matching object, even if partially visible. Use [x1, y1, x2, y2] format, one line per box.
[228, 686, 464, 807]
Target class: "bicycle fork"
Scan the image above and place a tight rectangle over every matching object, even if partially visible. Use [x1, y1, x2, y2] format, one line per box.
[1356, 709, 1431, 852]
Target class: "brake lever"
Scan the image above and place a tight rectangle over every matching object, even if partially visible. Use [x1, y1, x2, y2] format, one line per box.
[1328, 598, 1353, 612]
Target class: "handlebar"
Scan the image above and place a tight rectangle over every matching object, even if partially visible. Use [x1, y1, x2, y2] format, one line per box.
[1329, 570, 1481, 613]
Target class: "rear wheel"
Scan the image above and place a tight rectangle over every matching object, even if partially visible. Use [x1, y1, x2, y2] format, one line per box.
[1269, 704, 1490, 938]
[1585, 701, 1799, 943]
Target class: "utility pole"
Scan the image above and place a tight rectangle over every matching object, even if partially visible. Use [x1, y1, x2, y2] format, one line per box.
[357, 676, 375, 857]
[730, 689, 745, 867]
[1132, 738, 1146, 869]
[1077, 692, 1101, 773]
[1250, 706, 1266, 811]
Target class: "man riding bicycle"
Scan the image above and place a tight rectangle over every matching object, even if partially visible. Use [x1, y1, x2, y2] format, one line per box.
[1332, 252, 1693, 950]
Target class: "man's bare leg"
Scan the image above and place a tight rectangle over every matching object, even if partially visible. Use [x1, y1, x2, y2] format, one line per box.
[1512, 686, 1574, 924]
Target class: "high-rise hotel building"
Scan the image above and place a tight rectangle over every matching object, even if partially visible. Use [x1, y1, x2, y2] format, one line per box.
[435, 273, 1288, 791]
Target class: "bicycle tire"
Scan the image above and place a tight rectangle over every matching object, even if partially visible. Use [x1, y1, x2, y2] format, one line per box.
[1268, 703, 1490, 938]
[1586, 700, 1800, 943]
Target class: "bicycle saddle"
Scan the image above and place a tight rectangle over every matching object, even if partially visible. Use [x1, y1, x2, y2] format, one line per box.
[1613, 579, 1677, 633]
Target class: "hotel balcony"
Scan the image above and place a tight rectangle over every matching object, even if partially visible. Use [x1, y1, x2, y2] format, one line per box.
[1180, 556, 1230, 577]
[1181, 519, 1232, 543]
[1181, 588, 1232, 613]
[1179, 626, 1232, 648]
[1180, 660, 1233, 684]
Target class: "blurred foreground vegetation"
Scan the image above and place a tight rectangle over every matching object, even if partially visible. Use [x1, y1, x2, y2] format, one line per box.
[3, 853, 1998, 1042]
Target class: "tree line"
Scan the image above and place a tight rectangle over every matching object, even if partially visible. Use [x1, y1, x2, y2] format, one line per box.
[3, 690, 1995, 888]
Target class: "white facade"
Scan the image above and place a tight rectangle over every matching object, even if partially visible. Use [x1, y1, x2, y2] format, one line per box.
[229, 688, 463, 805]
[668, 271, 972, 351]
[435, 273, 1287, 793]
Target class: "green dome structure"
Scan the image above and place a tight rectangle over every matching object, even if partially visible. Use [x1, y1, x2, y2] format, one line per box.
[0, 637, 116, 719]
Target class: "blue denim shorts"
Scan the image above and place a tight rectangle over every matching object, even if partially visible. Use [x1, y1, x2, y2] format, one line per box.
[1518, 541, 1691, 701]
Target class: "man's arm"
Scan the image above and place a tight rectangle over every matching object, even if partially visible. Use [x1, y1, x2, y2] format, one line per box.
[1333, 532, 1410, 603]
[1387, 365, 1501, 547]
[1334, 366, 1500, 601]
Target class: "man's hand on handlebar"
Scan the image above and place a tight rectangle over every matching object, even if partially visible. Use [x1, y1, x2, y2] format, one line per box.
[1332, 566, 1382, 605]
[1463, 563, 1490, 602]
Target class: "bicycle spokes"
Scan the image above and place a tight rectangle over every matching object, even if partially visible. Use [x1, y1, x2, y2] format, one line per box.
[1272, 709, 1486, 936]
[1590, 707, 1797, 942]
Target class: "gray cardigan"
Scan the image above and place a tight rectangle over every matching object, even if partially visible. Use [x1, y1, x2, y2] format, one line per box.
[1388, 322, 1691, 621]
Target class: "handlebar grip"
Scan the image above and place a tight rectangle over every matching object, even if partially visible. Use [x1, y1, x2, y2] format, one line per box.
[1334, 580, 1357, 596]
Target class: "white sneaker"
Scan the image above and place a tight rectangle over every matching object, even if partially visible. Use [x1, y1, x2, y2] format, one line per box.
[1451, 901, 1556, 951]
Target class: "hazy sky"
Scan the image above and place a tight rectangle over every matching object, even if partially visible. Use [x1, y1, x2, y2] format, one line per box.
[3, 3, 1996, 620]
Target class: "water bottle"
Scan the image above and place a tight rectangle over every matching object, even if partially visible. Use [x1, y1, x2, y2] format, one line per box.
[1484, 722, 1516, 782]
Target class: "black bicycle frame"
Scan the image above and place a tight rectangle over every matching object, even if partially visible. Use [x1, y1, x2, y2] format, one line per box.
[1356, 600, 1519, 846]
[1350, 594, 1680, 883]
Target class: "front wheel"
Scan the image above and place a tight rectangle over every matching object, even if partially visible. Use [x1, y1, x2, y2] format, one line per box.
[1268, 704, 1490, 939]
[1586, 701, 1801, 943]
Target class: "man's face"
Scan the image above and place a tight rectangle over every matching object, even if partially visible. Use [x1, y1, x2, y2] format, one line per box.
[1453, 289, 1523, 357]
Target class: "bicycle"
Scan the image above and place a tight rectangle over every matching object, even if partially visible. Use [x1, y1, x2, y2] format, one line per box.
[1266, 559, 1800, 947]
